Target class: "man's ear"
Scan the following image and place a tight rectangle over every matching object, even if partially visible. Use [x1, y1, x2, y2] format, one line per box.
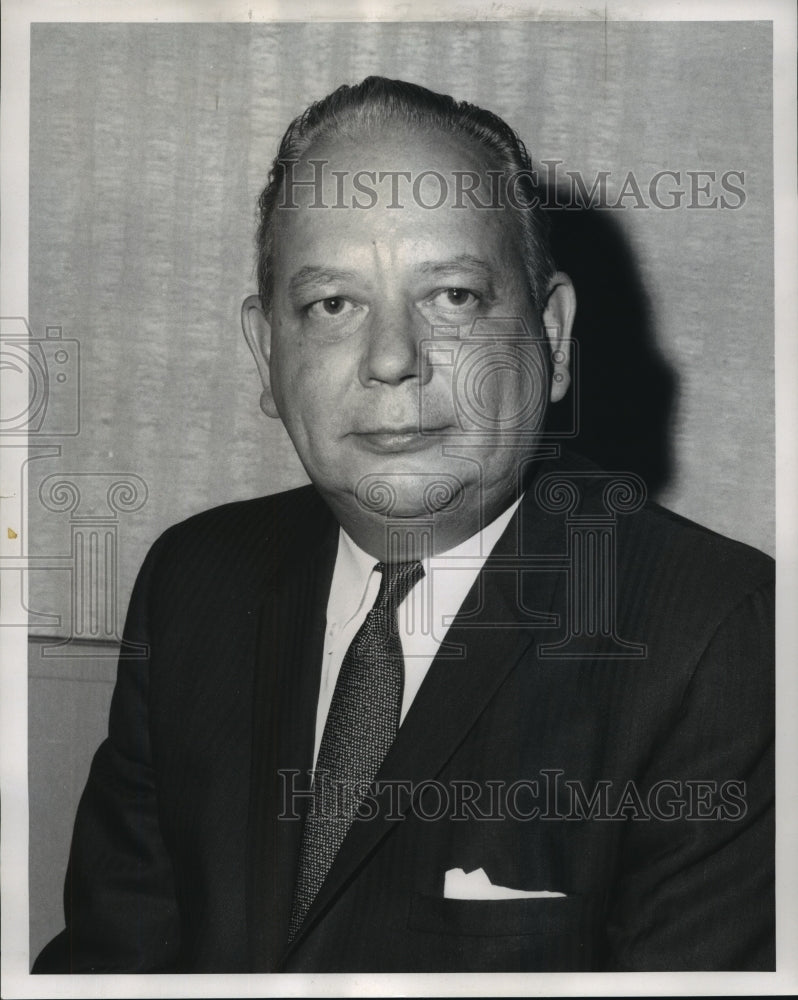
[541, 272, 577, 404]
[240, 294, 279, 418]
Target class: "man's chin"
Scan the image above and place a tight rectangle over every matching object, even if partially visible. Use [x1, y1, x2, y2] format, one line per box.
[353, 473, 468, 520]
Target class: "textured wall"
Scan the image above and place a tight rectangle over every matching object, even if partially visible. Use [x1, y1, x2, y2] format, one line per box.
[27, 19, 774, 957]
[28, 640, 117, 958]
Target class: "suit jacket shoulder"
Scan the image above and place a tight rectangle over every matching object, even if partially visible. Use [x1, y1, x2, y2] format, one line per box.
[153, 483, 329, 573]
[543, 450, 774, 629]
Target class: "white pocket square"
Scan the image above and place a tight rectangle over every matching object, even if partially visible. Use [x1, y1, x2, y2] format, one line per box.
[443, 867, 566, 900]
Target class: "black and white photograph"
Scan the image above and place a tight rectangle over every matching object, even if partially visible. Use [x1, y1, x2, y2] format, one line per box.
[1, 0, 796, 995]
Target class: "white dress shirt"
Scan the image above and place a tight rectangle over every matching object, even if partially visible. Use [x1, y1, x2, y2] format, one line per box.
[312, 497, 523, 767]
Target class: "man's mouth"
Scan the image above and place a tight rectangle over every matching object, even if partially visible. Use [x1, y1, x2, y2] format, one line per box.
[354, 426, 450, 453]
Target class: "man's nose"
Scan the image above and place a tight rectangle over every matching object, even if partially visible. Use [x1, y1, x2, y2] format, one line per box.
[359, 300, 430, 387]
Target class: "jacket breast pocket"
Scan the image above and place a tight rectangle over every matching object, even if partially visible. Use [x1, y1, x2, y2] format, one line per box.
[406, 892, 603, 971]
[408, 892, 592, 938]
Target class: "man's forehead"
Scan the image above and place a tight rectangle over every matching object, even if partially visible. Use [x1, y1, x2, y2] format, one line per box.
[298, 120, 495, 174]
[272, 201, 524, 294]
[273, 123, 506, 214]
[267, 122, 533, 296]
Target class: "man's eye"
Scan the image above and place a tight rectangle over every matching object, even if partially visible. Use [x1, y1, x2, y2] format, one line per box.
[432, 288, 479, 308]
[307, 296, 354, 318]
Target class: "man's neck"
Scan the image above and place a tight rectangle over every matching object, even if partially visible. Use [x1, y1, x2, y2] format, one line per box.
[323, 488, 523, 561]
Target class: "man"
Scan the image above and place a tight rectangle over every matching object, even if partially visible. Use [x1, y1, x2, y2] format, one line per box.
[34, 76, 774, 973]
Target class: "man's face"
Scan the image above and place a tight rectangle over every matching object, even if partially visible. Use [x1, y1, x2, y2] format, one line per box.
[255, 125, 572, 554]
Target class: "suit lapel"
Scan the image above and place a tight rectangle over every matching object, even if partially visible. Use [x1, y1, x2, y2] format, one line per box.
[246, 490, 339, 971]
[282, 484, 567, 961]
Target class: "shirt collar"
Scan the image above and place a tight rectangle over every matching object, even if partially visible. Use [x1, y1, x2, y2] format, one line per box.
[326, 525, 381, 629]
[327, 494, 523, 628]
[430, 494, 522, 566]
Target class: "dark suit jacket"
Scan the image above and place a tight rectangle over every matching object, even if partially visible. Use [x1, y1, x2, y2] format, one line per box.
[34, 452, 775, 973]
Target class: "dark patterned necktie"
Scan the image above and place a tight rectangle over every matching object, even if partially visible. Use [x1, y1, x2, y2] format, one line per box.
[288, 559, 425, 942]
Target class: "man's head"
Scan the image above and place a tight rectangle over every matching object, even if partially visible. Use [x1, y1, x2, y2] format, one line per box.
[242, 77, 575, 558]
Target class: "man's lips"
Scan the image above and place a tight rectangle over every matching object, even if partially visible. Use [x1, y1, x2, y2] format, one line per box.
[353, 425, 451, 453]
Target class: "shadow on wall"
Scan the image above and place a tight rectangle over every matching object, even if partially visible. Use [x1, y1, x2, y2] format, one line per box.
[544, 193, 677, 498]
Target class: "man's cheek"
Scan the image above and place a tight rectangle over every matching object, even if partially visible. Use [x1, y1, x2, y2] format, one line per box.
[419, 374, 458, 427]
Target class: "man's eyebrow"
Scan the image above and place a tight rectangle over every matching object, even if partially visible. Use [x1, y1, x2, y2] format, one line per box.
[287, 256, 500, 297]
[415, 254, 494, 275]
[415, 255, 499, 288]
[288, 266, 360, 297]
